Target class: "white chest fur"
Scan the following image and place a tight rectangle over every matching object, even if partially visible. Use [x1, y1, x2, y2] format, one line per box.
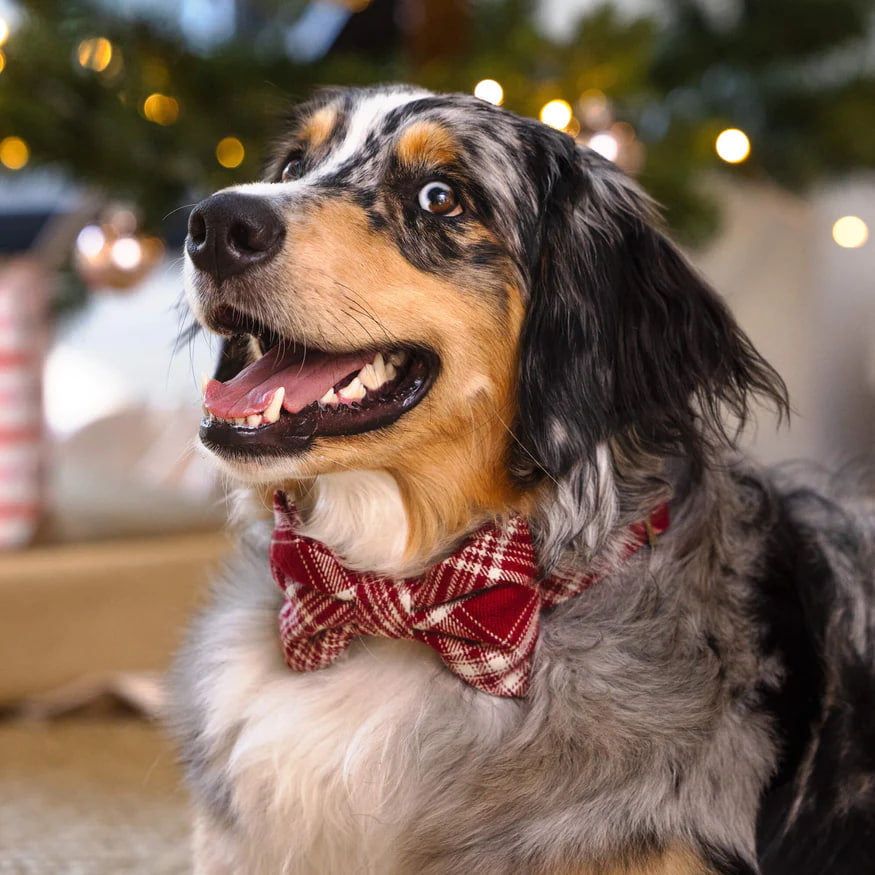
[182, 471, 507, 873]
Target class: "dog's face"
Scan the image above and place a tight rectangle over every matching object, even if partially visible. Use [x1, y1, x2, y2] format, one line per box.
[186, 86, 539, 488]
[185, 85, 785, 557]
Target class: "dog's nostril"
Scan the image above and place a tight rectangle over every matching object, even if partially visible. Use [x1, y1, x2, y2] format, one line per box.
[228, 218, 280, 254]
[188, 210, 207, 246]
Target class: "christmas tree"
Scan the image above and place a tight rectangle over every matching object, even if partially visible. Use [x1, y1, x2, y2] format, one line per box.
[1, 0, 873, 252]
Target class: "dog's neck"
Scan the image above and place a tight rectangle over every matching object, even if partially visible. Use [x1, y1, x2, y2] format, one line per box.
[292, 470, 412, 576]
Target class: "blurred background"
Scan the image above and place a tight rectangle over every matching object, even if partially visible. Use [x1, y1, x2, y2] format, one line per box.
[0, 0, 873, 870]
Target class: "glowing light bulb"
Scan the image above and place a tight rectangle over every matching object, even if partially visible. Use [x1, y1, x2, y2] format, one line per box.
[77, 37, 113, 72]
[0, 136, 29, 170]
[715, 128, 750, 164]
[832, 216, 868, 249]
[76, 225, 106, 260]
[110, 237, 143, 270]
[540, 99, 573, 130]
[216, 137, 245, 169]
[474, 79, 504, 106]
[589, 131, 619, 161]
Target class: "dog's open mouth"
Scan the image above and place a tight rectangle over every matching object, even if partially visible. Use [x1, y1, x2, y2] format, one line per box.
[199, 317, 438, 457]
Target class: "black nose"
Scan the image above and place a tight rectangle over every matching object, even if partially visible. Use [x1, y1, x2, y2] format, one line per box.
[186, 192, 285, 281]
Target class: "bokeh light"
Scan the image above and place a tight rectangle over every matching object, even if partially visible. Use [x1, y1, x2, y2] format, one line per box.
[832, 216, 868, 249]
[0, 49, 6, 74]
[715, 128, 750, 164]
[76, 225, 106, 260]
[77, 37, 113, 72]
[474, 79, 504, 106]
[540, 99, 573, 130]
[0, 136, 29, 170]
[216, 137, 245, 168]
[143, 93, 179, 126]
[110, 237, 143, 270]
[589, 131, 619, 161]
[0, 18, 8, 47]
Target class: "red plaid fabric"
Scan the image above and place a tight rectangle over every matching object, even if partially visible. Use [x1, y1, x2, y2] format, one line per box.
[270, 492, 669, 697]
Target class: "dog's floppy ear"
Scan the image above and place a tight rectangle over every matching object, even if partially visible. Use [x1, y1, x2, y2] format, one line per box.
[516, 145, 788, 483]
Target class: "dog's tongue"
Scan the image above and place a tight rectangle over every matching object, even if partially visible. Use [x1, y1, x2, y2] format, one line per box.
[204, 345, 371, 417]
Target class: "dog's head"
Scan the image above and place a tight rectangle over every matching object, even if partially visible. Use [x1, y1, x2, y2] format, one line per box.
[185, 85, 786, 563]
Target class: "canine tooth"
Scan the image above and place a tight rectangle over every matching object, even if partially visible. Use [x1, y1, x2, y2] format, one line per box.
[338, 377, 366, 401]
[389, 351, 407, 367]
[263, 387, 285, 423]
[358, 363, 381, 390]
[384, 361, 397, 381]
[246, 414, 262, 427]
[372, 353, 387, 384]
[201, 372, 209, 396]
[319, 388, 339, 406]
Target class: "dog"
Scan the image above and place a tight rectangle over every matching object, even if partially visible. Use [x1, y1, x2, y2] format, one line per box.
[172, 84, 875, 874]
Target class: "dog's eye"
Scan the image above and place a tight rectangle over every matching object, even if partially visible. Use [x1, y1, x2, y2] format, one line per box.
[417, 182, 462, 217]
[281, 156, 304, 182]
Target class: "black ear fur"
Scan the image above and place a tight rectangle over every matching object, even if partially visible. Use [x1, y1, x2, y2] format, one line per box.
[515, 146, 788, 482]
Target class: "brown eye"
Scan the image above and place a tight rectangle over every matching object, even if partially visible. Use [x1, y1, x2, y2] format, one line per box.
[281, 157, 304, 182]
[418, 181, 462, 216]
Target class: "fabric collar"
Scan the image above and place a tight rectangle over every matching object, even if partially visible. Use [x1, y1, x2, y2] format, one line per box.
[270, 492, 669, 697]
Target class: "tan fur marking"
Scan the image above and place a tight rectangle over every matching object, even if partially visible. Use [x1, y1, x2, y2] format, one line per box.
[259, 197, 535, 567]
[302, 105, 338, 151]
[396, 120, 459, 168]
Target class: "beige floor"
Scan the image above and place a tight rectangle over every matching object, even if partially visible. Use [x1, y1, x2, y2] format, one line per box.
[0, 718, 191, 874]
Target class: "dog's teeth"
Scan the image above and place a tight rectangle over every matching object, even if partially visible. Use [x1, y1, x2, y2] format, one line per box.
[358, 363, 381, 391]
[372, 353, 387, 384]
[263, 387, 285, 423]
[319, 388, 339, 406]
[384, 361, 397, 381]
[233, 417, 245, 426]
[201, 372, 210, 396]
[246, 414, 262, 427]
[338, 377, 366, 401]
[389, 351, 407, 367]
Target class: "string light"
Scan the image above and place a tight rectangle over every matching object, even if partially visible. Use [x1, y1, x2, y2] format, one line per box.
[540, 99, 573, 130]
[715, 128, 750, 164]
[0, 18, 8, 47]
[77, 37, 113, 72]
[0, 136, 29, 170]
[110, 237, 143, 270]
[832, 216, 868, 249]
[474, 79, 504, 106]
[143, 93, 179, 125]
[589, 131, 619, 161]
[216, 137, 245, 168]
[76, 225, 106, 259]
[564, 117, 581, 138]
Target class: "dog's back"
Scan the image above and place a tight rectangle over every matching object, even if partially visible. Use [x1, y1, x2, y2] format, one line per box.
[755, 468, 875, 873]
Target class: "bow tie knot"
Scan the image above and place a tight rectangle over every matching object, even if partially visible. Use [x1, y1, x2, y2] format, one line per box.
[270, 492, 669, 697]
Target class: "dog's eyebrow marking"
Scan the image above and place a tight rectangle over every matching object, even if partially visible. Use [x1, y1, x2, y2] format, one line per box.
[395, 121, 458, 169]
[301, 105, 339, 151]
[315, 90, 428, 179]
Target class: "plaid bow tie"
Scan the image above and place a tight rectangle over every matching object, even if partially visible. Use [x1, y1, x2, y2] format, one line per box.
[270, 492, 669, 697]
